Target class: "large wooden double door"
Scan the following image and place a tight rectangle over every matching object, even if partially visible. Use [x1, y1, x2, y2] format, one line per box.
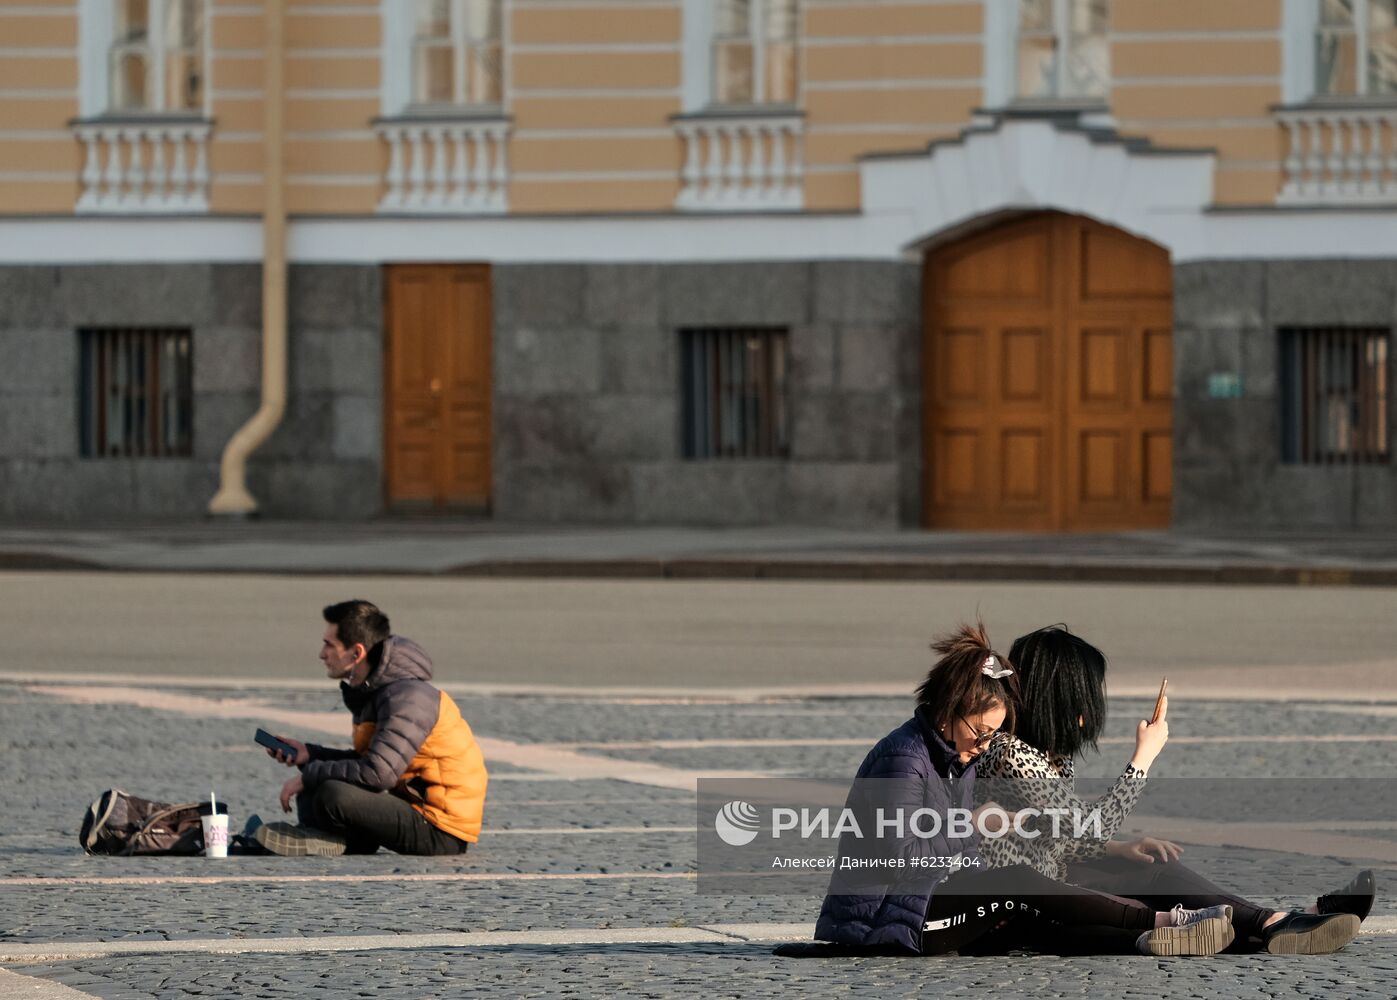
[923, 213, 1173, 531]
[385, 264, 492, 511]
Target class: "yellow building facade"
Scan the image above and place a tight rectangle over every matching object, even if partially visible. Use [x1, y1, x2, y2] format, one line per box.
[1, 1, 1395, 529]
[3, 0, 1393, 216]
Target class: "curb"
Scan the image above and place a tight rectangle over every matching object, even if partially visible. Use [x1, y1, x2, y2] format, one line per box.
[451, 559, 1389, 586]
[2, 551, 1392, 585]
[0, 551, 105, 571]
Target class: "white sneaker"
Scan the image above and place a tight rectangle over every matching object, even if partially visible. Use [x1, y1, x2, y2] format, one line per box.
[1135, 906, 1235, 957]
[1172, 903, 1234, 927]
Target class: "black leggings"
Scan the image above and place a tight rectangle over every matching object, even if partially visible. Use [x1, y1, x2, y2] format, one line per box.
[1068, 856, 1274, 951]
[920, 864, 1154, 956]
[925, 859, 1278, 956]
[296, 780, 469, 857]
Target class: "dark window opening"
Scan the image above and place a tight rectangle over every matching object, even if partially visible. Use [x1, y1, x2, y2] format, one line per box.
[680, 327, 789, 459]
[1280, 326, 1389, 465]
[79, 327, 193, 458]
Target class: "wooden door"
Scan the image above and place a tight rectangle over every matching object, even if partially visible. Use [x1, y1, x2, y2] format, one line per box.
[385, 264, 492, 510]
[923, 213, 1172, 531]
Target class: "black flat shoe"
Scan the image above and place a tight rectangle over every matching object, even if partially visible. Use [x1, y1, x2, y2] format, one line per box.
[1262, 912, 1360, 955]
[228, 834, 272, 856]
[1317, 869, 1375, 922]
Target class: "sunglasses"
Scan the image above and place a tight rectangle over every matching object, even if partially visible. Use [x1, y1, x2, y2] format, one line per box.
[958, 715, 998, 748]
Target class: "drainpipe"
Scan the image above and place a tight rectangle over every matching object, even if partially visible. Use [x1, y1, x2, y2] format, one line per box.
[209, 0, 286, 516]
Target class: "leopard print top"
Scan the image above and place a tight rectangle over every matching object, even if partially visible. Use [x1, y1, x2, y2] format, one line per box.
[973, 733, 1148, 882]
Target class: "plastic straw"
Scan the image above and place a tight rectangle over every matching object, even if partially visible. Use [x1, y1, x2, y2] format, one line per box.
[210, 791, 217, 815]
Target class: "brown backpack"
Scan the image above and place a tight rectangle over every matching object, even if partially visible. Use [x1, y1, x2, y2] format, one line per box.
[79, 789, 211, 856]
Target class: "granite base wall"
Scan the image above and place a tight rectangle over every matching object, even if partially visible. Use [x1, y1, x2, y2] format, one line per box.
[14, 257, 1389, 530]
[0, 263, 383, 521]
[1173, 259, 1397, 530]
[490, 261, 921, 527]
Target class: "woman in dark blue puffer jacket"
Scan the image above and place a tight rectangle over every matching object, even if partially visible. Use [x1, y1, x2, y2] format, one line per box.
[812, 622, 1015, 953]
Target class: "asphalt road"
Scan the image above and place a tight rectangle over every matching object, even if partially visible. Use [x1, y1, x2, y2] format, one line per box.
[8, 572, 1397, 699]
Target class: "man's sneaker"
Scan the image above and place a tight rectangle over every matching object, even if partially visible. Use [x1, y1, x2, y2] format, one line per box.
[1135, 906, 1235, 957]
[1262, 912, 1360, 955]
[1317, 869, 1376, 922]
[253, 822, 347, 858]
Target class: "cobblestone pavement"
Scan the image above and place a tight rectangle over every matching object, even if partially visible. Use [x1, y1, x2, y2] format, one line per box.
[2, 682, 1394, 998]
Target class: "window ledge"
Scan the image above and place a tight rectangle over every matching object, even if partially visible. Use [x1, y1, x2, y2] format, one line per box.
[985, 99, 1110, 116]
[1273, 97, 1397, 113]
[672, 104, 804, 123]
[71, 112, 212, 127]
[375, 106, 512, 125]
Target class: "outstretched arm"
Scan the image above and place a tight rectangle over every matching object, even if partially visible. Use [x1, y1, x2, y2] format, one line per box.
[978, 736, 1148, 860]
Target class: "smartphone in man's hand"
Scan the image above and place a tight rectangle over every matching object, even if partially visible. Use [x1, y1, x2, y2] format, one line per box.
[1150, 679, 1168, 725]
[255, 728, 300, 760]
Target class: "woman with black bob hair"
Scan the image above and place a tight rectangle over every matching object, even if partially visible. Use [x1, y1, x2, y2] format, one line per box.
[791, 623, 1240, 959]
[1008, 624, 1109, 760]
[972, 624, 1373, 956]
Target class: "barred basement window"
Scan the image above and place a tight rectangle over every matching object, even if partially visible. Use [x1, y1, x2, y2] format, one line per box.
[1280, 326, 1390, 465]
[78, 327, 193, 457]
[680, 327, 789, 459]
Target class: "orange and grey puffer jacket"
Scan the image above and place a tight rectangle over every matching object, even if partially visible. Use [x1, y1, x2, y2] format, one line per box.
[301, 636, 488, 843]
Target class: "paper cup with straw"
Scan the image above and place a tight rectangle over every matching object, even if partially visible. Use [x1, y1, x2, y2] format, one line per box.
[200, 791, 229, 858]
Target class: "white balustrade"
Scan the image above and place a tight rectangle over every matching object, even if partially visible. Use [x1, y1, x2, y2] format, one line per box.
[675, 114, 804, 211]
[1277, 106, 1397, 204]
[73, 119, 212, 213]
[375, 118, 510, 214]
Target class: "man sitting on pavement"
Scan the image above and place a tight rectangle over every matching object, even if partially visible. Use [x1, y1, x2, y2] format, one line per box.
[251, 599, 488, 857]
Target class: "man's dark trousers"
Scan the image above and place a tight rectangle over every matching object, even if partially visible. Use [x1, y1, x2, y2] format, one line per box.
[297, 779, 468, 856]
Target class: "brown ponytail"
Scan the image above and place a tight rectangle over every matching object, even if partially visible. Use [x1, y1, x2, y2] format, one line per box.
[914, 621, 1019, 734]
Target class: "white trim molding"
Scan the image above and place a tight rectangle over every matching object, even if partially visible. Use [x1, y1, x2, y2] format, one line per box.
[679, 0, 714, 112]
[981, 0, 1015, 108]
[0, 217, 262, 262]
[3, 205, 1397, 265]
[1281, 0, 1317, 105]
[858, 116, 1215, 257]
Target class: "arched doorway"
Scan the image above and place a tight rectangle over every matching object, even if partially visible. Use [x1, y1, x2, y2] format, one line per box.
[923, 212, 1173, 531]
